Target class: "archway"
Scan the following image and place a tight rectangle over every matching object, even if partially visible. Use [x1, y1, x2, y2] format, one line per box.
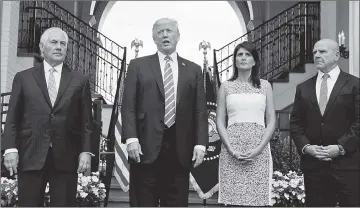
[96, 1, 252, 66]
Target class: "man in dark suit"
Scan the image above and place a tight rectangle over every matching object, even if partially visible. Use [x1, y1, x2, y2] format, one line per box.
[121, 18, 208, 207]
[2, 27, 94, 206]
[290, 39, 359, 206]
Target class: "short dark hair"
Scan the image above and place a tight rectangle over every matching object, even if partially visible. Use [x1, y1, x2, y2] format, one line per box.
[228, 41, 261, 88]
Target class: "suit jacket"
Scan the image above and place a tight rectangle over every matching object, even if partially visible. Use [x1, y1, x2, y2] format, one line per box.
[290, 70, 360, 170]
[121, 53, 208, 168]
[2, 63, 94, 172]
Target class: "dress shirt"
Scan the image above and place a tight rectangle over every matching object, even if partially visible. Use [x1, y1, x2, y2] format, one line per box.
[301, 66, 341, 154]
[126, 51, 206, 153]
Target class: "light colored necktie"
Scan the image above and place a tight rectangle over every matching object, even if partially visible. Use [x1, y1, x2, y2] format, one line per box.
[319, 73, 330, 115]
[163, 56, 176, 127]
[48, 68, 57, 106]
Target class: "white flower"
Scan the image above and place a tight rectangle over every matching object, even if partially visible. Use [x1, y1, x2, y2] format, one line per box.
[283, 175, 289, 180]
[81, 179, 89, 186]
[297, 194, 302, 200]
[284, 193, 289, 200]
[273, 171, 283, 176]
[301, 198, 305, 203]
[291, 191, 296, 195]
[99, 183, 105, 188]
[77, 185, 83, 191]
[270, 198, 276, 206]
[273, 181, 279, 187]
[299, 185, 305, 190]
[289, 179, 299, 188]
[91, 176, 99, 183]
[281, 181, 289, 188]
[4, 187, 10, 192]
[93, 188, 99, 197]
[79, 191, 88, 198]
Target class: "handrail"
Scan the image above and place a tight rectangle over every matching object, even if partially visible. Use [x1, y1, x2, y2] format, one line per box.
[213, 2, 320, 83]
[44, 1, 124, 50]
[25, 6, 124, 62]
[18, 1, 127, 103]
[215, 2, 317, 52]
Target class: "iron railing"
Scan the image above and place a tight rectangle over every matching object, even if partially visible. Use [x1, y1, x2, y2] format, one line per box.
[18, 1, 127, 103]
[213, 2, 320, 82]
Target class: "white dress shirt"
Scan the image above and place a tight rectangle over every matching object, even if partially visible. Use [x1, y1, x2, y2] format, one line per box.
[301, 66, 341, 154]
[44, 60, 63, 94]
[126, 51, 206, 152]
[315, 66, 340, 104]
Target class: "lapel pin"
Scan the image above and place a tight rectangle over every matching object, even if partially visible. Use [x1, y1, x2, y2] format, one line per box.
[182, 62, 185, 66]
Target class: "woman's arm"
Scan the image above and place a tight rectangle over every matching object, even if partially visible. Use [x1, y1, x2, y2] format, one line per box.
[216, 84, 234, 156]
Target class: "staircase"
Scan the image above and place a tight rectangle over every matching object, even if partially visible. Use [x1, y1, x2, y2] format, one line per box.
[3, 1, 321, 207]
[213, 2, 320, 110]
[100, 106, 221, 206]
[17, 1, 127, 104]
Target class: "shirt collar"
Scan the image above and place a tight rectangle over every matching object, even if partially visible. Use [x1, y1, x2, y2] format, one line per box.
[43, 60, 63, 74]
[157, 51, 178, 63]
[317, 65, 340, 81]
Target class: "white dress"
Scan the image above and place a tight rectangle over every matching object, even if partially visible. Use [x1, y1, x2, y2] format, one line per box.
[218, 79, 273, 206]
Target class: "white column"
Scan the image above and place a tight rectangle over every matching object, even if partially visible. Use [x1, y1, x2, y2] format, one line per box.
[320, 1, 337, 40]
[349, 1, 359, 77]
[1, 1, 20, 93]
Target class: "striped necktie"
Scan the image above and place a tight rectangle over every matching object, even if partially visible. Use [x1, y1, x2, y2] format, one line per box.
[48, 68, 57, 106]
[319, 73, 330, 115]
[164, 56, 176, 127]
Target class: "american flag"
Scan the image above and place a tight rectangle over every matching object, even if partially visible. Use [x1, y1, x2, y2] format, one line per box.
[114, 118, 130, 192]
[113, 62, 130, 192]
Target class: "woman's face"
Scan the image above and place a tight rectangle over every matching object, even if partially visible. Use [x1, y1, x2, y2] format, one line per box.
[235, 47, 256, 71]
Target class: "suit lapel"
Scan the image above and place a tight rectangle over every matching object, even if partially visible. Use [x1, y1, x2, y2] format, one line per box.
[323, 70, 348, 117]
[53, 65, 73, 109]
[308, 75, 321, 115]
[149, 54, 165, 100]
[32, 63, 52, 107]
[176, 55, 186, 108]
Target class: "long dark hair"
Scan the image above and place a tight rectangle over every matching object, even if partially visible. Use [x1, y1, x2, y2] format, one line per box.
[228, 41, 260, 88]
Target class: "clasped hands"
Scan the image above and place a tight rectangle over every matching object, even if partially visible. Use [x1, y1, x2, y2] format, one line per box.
[304, 145, 341, 161]
[3, 152, 91, 176]
[127, 141, 205, 168]
[230, 148, 261, 162]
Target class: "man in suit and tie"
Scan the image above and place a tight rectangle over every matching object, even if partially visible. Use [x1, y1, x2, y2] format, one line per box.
[290, 39, 359, 206]
[2, 27, 94, 206]
[121, 18, 208, 207]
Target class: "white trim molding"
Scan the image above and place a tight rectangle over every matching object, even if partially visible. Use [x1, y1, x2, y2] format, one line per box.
[349, 1, 359, 77]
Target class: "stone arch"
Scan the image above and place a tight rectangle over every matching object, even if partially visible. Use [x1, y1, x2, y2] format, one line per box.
[93, 1, 252, 35]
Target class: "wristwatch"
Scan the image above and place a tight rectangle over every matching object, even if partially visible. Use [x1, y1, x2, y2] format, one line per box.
[337, 145, 346, 155]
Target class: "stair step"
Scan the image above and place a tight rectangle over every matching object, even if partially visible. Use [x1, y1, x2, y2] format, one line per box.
[108, 176, 220, 206]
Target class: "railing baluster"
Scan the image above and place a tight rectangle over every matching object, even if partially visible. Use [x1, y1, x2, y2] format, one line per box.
[213, 2, 320, 83]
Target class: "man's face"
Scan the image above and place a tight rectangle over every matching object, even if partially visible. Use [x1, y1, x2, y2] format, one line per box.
[313, 40, 339, 72]
[153, 20, 180, 55]
[40, 30, 67, 66]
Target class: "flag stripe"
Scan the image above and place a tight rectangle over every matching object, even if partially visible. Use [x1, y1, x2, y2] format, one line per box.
[113, 115, 130, 192]
[115, 141, 130, 171]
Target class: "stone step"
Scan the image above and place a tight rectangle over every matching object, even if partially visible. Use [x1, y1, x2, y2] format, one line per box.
[107, 176, 220, 206]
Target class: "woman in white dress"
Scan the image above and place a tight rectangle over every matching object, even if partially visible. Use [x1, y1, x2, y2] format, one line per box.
[216, 41, 276, 206]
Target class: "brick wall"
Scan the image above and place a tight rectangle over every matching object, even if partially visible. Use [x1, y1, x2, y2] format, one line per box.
[1, 1, 33, 93]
